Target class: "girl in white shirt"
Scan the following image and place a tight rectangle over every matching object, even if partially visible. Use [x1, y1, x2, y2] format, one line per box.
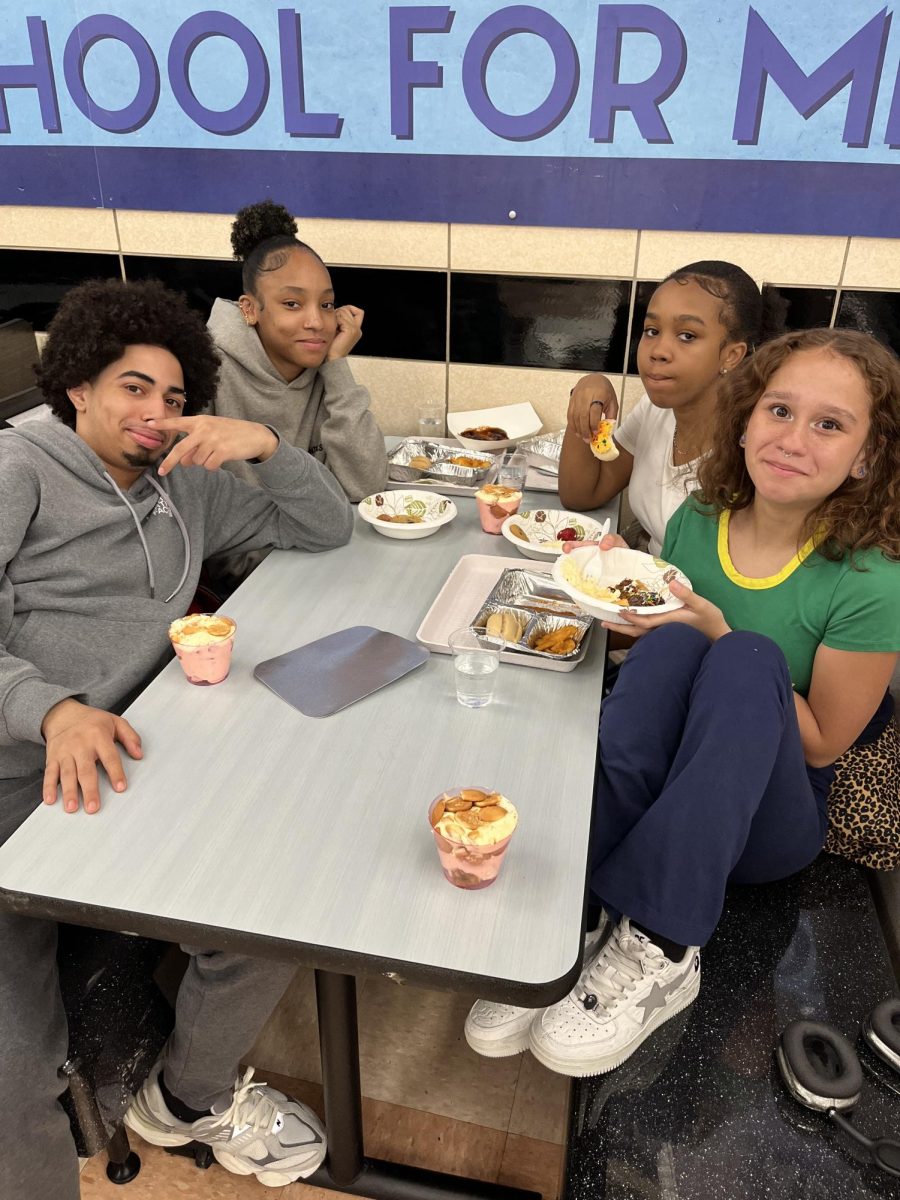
[559, 261, 784, 554]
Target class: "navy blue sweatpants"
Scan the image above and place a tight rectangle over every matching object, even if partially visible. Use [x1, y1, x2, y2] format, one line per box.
[591, 624, 832, 947]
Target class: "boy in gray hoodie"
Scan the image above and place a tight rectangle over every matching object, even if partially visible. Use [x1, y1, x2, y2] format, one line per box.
[0, 279, 352, 1199]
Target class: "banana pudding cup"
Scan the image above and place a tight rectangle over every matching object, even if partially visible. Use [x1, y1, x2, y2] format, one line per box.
[168, 614, 236, 686]
[476, 485, 523, 535]
[428, 787, 518, 889]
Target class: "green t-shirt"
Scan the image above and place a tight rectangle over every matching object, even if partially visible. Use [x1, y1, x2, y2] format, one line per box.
[661, 500, 900, 697]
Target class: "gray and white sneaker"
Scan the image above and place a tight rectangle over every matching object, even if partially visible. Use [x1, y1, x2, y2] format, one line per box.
[125, 1061, 326, 1186]
[528, 918, 700, 1077]
[465, 915, 611, 1058]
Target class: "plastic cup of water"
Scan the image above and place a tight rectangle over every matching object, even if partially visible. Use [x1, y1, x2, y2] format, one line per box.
[417, 402, 444, 440]
[447, 628, 501, 708]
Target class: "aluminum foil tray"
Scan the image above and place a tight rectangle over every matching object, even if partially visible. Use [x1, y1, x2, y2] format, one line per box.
[484, 568, 587, 618]
[519, 429, 564, 464]
[387, 439, 495, 484]
[470, 603, 590, 661]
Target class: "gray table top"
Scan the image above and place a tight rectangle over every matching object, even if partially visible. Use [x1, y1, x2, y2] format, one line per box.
[0, 491, 616, 1004]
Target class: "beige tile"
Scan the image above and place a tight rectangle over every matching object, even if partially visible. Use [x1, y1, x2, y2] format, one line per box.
[499, 1134, 565, 1200]
[349, 356, 447, 437]
[115, 211, 448, 269]
[0, 205, 118, 252]
[298, 219, 448, 270]
[115, 209, 234, 258]
[451, 224, 637, 278]
[636, 230, 848, 288]
[508, 1051, 571, 1144]
[621, 375, 646, 419]
[354, 976, 521, 1129]
[843, 237, 900, 290]
[448, 363, 589, 434]
[362, 1096, 507, 1179]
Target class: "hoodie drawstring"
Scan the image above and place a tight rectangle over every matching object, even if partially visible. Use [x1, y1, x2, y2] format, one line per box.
[103, 472, 191, 603]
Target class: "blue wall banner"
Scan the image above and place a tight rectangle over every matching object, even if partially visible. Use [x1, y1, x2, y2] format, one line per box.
[1, 2, 899, 234]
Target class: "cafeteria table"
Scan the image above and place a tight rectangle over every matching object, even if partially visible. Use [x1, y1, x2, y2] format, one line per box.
[0, 491, 615, 1200]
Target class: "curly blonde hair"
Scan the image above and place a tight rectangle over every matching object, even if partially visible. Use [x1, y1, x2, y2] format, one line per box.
[696, 328, 900, 561]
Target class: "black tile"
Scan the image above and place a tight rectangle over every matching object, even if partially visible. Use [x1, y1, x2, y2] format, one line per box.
[450, 274, 630, 371]
[764, 285, 835, 334]
[835, 290, 900, 357]
[328, 266, 445, 362]
[123, 256, 242, 321]
[0, 250, 121, 330]
[123, 258, 446, 362]
[626, 280, 659, 375]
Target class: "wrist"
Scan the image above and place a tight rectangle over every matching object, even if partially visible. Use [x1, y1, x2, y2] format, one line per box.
[252, 428, 279, 463]
[41, 697, 83, 740]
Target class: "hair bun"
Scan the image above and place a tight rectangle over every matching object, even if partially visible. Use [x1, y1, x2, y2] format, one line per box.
[231, 199, 298, 260]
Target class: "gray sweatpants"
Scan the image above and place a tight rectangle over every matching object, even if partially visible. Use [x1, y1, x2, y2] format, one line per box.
[0, 779, 298, 1200]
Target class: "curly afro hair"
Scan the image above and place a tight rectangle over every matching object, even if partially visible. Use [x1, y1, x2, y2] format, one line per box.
[37, 278, 221, 428]
[231, 199, 323, 297]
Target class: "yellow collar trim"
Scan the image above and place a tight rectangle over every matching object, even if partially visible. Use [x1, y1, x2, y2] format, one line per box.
[718, 510, 818, 589]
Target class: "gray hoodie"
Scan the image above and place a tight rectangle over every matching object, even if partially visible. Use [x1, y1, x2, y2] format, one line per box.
[0, 420, 353, 799]
[208, 299, 387, 502]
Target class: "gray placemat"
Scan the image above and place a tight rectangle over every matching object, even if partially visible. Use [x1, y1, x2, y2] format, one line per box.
[254, 626, 430, 718]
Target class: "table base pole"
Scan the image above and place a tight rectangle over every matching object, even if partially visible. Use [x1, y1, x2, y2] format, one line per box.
[307, 1157, 541, 1200]
[313, 970, 541, 1200]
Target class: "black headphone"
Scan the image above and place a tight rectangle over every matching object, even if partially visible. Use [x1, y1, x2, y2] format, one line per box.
[776, 997, 900, 1177]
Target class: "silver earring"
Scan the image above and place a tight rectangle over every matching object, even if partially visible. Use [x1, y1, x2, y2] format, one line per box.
[739, 433, 747, 447]
[856, 465, 867, 478]
[720, 368, 728, 376]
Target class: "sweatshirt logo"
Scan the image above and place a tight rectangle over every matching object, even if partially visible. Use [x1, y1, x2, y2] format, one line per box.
[153, 495, 172, 517]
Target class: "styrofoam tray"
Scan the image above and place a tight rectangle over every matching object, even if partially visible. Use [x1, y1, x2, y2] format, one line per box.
[416, 554, 593, 672]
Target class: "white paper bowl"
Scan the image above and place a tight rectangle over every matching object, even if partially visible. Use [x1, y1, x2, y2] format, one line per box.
[359, 491, 458, 540]
[447, 402, 543, 452]
[551, 546, 691, 624]
[500, 509, 608, 561]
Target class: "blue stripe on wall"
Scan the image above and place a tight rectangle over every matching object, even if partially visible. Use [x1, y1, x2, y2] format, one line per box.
[2, 147, 898, 237]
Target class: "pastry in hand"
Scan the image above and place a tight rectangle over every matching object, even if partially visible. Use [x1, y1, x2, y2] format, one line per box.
[589, 419, 619, 462]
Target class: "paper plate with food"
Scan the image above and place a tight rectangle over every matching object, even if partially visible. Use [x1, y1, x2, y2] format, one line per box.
[358, 491, 457, 540]
[500, 509, 610, 561]
[551, 546, 691, 624]
[447, 402, 543, 452]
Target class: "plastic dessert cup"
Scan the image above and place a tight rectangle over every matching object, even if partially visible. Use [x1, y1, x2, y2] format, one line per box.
[428, 788, 517, 890]
[168, 614, 236, 686]
[476, 486, 522, 535]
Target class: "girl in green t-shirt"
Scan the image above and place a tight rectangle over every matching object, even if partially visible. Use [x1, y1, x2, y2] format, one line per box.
[466, 328, 900, 1078]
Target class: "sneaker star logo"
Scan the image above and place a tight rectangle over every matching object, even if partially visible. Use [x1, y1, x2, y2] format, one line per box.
[635, 958, 698, 1025]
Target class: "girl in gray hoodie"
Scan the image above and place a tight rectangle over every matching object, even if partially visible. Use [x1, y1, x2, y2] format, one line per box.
[208, 200, 387, 510]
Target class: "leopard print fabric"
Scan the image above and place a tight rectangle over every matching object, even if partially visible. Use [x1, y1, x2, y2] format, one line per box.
[825, 717, 900, 870]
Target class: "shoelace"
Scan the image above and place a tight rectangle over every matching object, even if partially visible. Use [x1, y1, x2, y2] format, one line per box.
[212, 1068, 281, 1137]
[576, 931, 662, 1013]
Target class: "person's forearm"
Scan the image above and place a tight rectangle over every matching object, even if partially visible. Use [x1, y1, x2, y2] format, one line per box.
[793, 692, 838, 769]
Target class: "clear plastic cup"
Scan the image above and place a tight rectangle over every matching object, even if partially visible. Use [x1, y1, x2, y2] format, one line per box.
[168, 614, 236, 685]
[475, 485, 522, 534]
[417, 401, 444, 440]
[428, 788, 517, 889]
[496, 451, 528, 492]
[447, 627, 501, 707]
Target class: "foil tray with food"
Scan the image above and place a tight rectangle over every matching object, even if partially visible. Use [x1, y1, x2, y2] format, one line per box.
[387, 439, 496, 485]
[470, 602, 591, 661]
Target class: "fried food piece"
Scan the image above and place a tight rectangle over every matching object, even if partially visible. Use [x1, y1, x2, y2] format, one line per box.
[377, 513, 424, 524]
[448, 455, 491, 468]
[589, 419, 619, 462]
[533, 624, 580, 655]
[508, 523, 529, 542]
[408, 455, 432, 469]
[485, 611, 524, 642]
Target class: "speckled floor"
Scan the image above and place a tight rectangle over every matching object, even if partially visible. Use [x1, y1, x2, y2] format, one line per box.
[565, 855, 900, 1200]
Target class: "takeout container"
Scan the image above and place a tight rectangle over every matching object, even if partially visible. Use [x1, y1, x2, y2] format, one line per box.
[551, 546, 691, 624]
[359, 490, 458, 540]
[468, 566, 591, 661]
[447, 402, 543, 452]
[471, 604, 591, 661]
[387, 439, 495, 486]
[500, 509, 608, 562]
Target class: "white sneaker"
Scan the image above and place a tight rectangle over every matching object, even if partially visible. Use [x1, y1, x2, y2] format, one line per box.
[465, 916, 611, 1058]
[528, 918, 700, 1077]
[125, 1061, 326, 1186]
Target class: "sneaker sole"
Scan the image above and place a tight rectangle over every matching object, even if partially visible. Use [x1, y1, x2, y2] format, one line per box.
[123, 1103, 192, 1148]
[464, 1024, 532, 1058]
[527, 971, 700, 1078]
[212, 1145, 327, 1187]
